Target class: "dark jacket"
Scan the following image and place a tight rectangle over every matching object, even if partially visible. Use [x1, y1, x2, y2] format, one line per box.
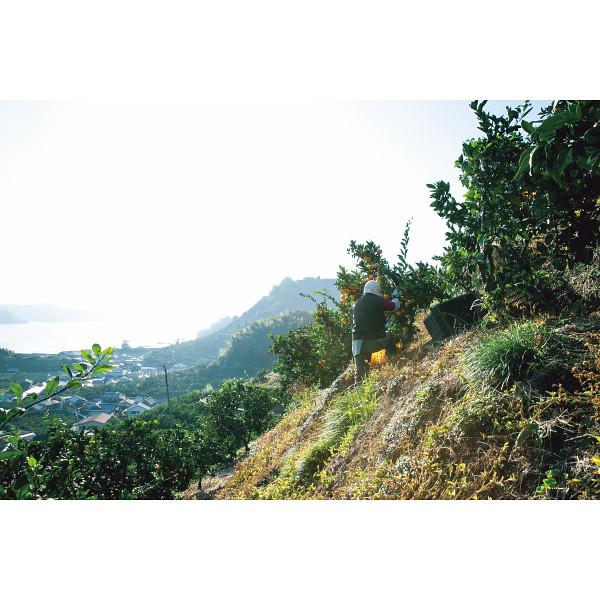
[352, 293, 389, 340]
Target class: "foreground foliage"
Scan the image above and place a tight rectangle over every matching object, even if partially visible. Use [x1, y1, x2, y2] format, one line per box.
[428, 100, 600, 314]
[1, 418, 204, 499]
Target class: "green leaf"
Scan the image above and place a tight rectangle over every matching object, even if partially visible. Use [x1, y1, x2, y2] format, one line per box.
[521, 120, 536, 135]
[555, 148, 573, 178]
[92, 343, 102, 357]
[10, 382, 23, 399]
[62, 364, 73, 378]
[27, 456, 38, 468]
[536, 111, 576, 141]
[15, 484, 32, 500]
[81, 349, 93, 363]
[73, 363, 86, 373]
[515, 422, 537, 446]
[44, 376, 60, 396]
[0, 450, 24, 460]
[0, 406, 26, 426]
[514, 148, 531, 180]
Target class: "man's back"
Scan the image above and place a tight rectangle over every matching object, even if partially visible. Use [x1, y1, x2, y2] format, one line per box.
[352, 293, 387, 340]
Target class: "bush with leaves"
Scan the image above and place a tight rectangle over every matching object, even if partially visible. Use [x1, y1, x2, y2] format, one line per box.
[204, 379, 281, 460]
[338, 221, 449, 346]
[463, 321, 585, 391]
[428, 100, 600, 315]
[270, 293, 352, 389]
[516, 100, 600, 269]
[0, 417, 208, 499]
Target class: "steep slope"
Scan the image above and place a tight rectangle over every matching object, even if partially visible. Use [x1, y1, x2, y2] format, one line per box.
[142, 276, 337, 367]
[208, 314, 600, 500]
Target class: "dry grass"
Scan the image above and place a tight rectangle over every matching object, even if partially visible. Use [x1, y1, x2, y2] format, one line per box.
[212, 314, 600, 500]
[212, 386, 330, 499]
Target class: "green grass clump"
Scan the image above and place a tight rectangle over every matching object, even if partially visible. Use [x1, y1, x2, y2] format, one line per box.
[464, 321, 584, 390]
[294, 379, 379, 482]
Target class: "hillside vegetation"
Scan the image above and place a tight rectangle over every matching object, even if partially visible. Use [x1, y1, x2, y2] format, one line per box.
[208, 313, 600, 500]
[194, 100, 600, 500]
[88, 312, 311, 399]
[3, 100, 599, 501]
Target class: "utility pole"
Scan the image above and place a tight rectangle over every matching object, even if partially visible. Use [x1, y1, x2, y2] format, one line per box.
[163, 364, 170, 404]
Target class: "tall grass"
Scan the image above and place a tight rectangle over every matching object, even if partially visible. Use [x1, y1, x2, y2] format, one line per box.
[464, 321, 584, 390]
[294, 379, 378, 481]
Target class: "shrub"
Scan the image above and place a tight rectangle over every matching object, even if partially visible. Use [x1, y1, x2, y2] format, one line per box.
[428, 100, 600, 315]
[463, 321, 584, 390]
[204, 379, 280, 458]
[270, 294, 352, 389]
[0, 418, 205, 500]
[339, 221, 450, 347]
[568, 245, 600, 311]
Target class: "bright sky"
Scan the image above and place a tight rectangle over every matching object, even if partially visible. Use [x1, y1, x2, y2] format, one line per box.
[1, 100, 548, 332]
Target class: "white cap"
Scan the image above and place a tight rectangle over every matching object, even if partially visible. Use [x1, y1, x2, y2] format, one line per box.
[363, 280, 383, 296]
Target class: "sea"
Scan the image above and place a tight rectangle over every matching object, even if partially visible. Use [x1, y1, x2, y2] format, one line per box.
[0, 319, 201, 354]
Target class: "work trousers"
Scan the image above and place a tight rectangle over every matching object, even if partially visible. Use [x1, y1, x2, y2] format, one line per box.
[353, 332, 395, 384]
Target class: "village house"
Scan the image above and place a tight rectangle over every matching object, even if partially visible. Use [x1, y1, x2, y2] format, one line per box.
[102, 391, 125, 402]
[123, 402, 152, 418]
[139, 366, 159, 377]
[71, 413, 113, 434]
[61, 395, 87, 416]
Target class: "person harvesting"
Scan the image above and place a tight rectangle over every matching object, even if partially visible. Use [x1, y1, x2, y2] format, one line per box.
[352, 279, 401, 383]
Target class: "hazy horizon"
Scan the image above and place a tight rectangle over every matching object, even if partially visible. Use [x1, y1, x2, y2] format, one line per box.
[2, 100, 549, 341]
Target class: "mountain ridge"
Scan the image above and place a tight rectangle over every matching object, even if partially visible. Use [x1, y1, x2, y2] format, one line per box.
[142, 276, 338, 367]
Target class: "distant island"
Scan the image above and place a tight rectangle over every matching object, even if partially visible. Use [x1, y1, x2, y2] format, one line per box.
[0, 304, 101, 323]
[0, 310, 26, 324]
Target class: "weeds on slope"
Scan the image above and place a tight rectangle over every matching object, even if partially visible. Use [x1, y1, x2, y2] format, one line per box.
[342, 319, 599, 499]
[257, 378, 380, 499]
[215, 316, 600, 500]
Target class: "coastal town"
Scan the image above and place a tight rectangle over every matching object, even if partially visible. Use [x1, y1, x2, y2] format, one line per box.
[0, 351, 186, 447]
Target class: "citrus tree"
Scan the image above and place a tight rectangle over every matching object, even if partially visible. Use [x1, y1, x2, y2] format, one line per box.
[204, 378, 281, 457]
[515, 100, 600, 269]
[428, 100, 600, 314]
[271, 224, 448, 390]
[338, 221, 448, 347]
[270, 292, 352, 389]
[0, 418, 206, 499]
